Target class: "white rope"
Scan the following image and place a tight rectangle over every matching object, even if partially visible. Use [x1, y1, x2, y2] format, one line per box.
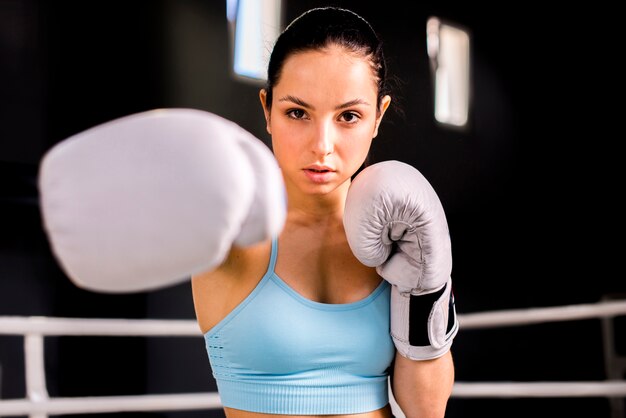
[459, 299, 626, 329]
[2, 382, 625, 416]
[0, 393, 221, 416]
[2, 300, 625, 337]
[453, 381, 626, 397]
[0, 316, 201, 336]
[1, 300, 625, 336]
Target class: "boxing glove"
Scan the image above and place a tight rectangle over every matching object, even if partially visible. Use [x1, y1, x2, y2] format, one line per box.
[343, 160, 459, 360]
[38, 108, 286, 293]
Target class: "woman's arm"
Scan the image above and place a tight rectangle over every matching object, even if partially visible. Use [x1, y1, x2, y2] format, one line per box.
[391, 350, 455, 418]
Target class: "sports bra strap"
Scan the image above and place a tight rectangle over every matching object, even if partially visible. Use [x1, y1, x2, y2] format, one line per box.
[268, 238, 278, 273]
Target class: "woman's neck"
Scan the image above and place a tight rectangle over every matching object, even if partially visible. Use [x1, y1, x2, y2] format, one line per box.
[285, 181, 350, 227]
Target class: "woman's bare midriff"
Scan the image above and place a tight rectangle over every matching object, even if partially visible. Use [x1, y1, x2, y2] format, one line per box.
[223, 405, 393, 418]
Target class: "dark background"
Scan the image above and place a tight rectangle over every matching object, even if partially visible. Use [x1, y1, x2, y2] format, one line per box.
[1, 1, 622, 417]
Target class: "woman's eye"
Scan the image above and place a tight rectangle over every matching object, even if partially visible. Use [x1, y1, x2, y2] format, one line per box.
[287, 109, 307, 119]
[340, 112, 360, 123]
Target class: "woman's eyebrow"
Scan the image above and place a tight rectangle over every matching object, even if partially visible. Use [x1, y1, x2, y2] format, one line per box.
[335, 99, 371, 110]
[278, 95, 313, 109]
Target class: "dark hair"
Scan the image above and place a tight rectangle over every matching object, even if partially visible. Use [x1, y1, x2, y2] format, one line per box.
[264, 7, 389, 113]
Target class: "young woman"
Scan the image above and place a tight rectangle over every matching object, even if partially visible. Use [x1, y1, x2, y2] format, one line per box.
[192, 7, 455, 418]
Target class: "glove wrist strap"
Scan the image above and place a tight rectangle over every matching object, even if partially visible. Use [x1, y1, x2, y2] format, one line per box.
[390, 277, 459, 360]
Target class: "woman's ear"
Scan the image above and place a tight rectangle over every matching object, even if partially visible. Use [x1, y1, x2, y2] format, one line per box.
[373, 95, 392, 138]
[259, 89, 272, 135]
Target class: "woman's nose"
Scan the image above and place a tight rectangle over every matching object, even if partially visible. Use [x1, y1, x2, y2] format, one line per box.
[311, 120, 334, 157]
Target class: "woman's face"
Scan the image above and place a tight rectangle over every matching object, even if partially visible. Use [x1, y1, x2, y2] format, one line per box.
[261, 45, 390, 198]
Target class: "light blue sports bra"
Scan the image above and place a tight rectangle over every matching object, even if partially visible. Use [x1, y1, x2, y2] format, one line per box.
[204, 238, 395, 415]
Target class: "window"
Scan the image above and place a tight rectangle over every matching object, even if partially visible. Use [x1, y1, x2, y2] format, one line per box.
[227, 0, 282, 83]
[426, 17, 471, 128]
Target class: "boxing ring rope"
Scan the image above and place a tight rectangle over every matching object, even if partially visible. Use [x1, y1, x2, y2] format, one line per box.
[1, 299, 625, 417]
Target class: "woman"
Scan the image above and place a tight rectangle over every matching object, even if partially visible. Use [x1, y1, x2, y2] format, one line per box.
[191, 7, 455, 418]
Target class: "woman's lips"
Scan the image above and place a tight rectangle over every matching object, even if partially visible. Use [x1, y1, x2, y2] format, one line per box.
[303, 167, 335, 183]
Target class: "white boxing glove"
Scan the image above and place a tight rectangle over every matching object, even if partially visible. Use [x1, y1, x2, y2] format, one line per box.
[344, 160, 459, 360]
[38, 108, 286, 293]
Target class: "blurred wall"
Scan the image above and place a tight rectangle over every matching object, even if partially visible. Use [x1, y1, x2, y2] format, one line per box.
[0, 1, 621, 417]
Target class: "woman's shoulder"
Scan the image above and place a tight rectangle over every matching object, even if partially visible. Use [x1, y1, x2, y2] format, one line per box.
[191, 240, 273, 333]
[192, 239, 273, 284]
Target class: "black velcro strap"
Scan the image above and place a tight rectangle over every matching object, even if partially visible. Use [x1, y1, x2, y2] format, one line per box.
[447, 289, 457, 334]
[408, 283, 447, 346]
